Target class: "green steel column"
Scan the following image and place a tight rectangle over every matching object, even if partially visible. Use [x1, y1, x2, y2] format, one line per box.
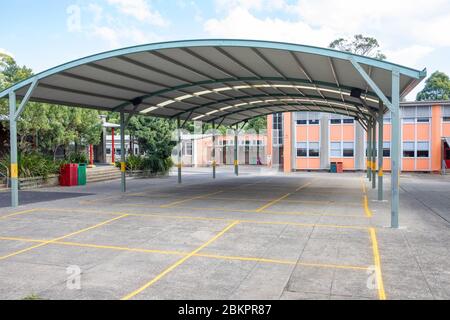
[212, 122, 216, 179]
[391, 70, 400, 228]
[120, 112, 126, 193]
[378, 103, 384, 201]
[367, 120, 372, 181]
[177, 117, 182, 184]
[234, 127, 239, 176]
[9, 92, 19, 207]
[372, 117, 377, 189]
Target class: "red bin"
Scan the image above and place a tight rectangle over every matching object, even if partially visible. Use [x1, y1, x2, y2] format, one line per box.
[336, 162, 344, 173]
[60, 164, 79, 186]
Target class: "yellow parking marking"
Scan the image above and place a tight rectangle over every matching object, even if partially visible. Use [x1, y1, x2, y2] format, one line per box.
[369, 228, 386, 300]
[363, 195, 373, 218]
[0, 209, 37, 220]
[80, 195, 117, 204]
[296, 181, 313, 192]
[0, 214, 128, 261]
[0, 236, 369, 272]
[255, 193, 292, 212]
[197, 253, 368, 271]
[28, 207, 374, 230]
[160, 191, 223, 208]
[121, 220, 240, 300]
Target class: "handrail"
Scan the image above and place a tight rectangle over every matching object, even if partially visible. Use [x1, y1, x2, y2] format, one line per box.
[0, 162, 9, 188]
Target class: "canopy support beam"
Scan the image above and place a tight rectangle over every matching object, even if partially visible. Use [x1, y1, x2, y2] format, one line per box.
[391, 69, 401, 228]
[177, 117, 182, 184]
[212, 121, 216, 179]
[378, 100, 384, 201]
[120, 112, 126, 193]
[349, 58, 392, 111]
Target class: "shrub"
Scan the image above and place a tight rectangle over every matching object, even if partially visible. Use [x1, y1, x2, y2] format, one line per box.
[0, 152, 62, 179]
[66, 151, 88, 164]
[117, 155, 173, 174]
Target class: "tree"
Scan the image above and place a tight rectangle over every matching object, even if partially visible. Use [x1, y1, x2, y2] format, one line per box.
[127, 116, 176, 159]
[246, 116, 267, 133]
[329, 34, 387, 60]
[417, 71, 450, 101]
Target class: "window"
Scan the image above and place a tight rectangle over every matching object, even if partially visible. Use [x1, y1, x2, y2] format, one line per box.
[106, 148, 111, 155]
[296, 112, 307, 125]
[184, 141, 192, 156]
[417, 117, 430, 123]
[403, 142, 415, 158]
[443, 107, 450, 122]
[343, 118, 354, 124]
[383, 142, 391, 157]
[297, 142, 307, 157]
[330, 142, 341, 157]
[309, 142, 320, 157]
[403, 117, 415, 123]
[308, 112, 320, 125]
[416, 106, 431, 123]
[330, 119, 341, 124]
[384, 112, 392, 124]
[443, 117, 450, 122]
[417, 142, 429, 158]
[343, 142, 354, 157]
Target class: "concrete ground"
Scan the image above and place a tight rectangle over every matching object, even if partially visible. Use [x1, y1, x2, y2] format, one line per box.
[0, 166, 449, 300]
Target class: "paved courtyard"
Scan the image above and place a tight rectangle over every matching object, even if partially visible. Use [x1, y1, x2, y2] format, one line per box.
[0, 167, 449, 300]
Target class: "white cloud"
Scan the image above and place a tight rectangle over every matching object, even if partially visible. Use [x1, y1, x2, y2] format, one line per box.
[106, 0, 169, 27]
[91, 25, 161, 48]
[204, 7, 335, 47]
[204, 0, 450, 68]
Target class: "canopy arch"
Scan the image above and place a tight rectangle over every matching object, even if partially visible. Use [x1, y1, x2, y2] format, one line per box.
[0, 39, 425, 126]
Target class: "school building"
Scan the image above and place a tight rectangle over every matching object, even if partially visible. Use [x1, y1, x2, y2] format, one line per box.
[267, 101, 450, 173]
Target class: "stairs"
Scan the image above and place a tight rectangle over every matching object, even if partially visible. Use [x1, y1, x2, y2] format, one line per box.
[87, 166, 122, 184]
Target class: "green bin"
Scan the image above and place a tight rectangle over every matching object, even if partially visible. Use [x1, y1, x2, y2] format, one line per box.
[330, 162, 337, 173]
[78, 163, 87, 185]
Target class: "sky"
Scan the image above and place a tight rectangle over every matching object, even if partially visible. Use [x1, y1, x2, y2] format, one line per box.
[1, 0, 450, 100]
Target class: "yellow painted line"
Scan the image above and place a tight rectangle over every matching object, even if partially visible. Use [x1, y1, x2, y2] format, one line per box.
[0, 236, 369, 271]
[197, 253, 369, 271]
[360, 176, 367, 194]
[363, 195, 373, 218]
[0, 209, 37, 220]
[255, 193, 292, 212]
[80, 195, 117, 204]
[0, 214, 128, 261]
[35, 207, 373, 230]
[295, 181, 312, 192]
[160, 191, 223, 208]
[369, 228, 387, 300]
[121, 220, 240, 300]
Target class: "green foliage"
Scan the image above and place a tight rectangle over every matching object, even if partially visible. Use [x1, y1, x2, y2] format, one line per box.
[0, 152, 62, 179]
[417, 71, 450, 101]
[117, 154, 173, 174]
[66, 151, 88, 164]
[22, 294, 43, 301]
[329, 34, 387, 60]
[127, 116, 176, 159]
[1, 54, 102, 157]
[246, 116, 267, 133]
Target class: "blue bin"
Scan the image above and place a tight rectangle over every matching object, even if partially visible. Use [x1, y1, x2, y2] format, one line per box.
[330, 162, 337, 173]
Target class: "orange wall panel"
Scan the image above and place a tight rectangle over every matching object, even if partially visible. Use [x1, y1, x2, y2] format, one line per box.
[342, 158, 355, 170]
[431, 106, 442, 171]
[442, 123, 450, 137]
[296, 158, 308, 169]
[343, 125, 355, 140]
[383, 158, 391, 171]
[402, 159, 415, 171]
[416, 124, 430, 140]
[384, 124, 391, 141]
[296, 126, 307, 141]
[308, 126, 320, 141]
[308, 158, 321, 169]
[330, 126, 342, 141]
[403, 124, 415, 141]
[416, 159, 430, 171]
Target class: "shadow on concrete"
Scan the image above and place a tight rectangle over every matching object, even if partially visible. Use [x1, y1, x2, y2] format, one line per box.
[0, 191, 93, 208]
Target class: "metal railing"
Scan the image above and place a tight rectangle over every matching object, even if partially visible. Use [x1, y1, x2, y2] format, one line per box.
[0, 162, 9, 188]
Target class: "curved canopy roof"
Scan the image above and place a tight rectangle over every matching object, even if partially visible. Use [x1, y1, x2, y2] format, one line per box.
[0, 39, 426, 126]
